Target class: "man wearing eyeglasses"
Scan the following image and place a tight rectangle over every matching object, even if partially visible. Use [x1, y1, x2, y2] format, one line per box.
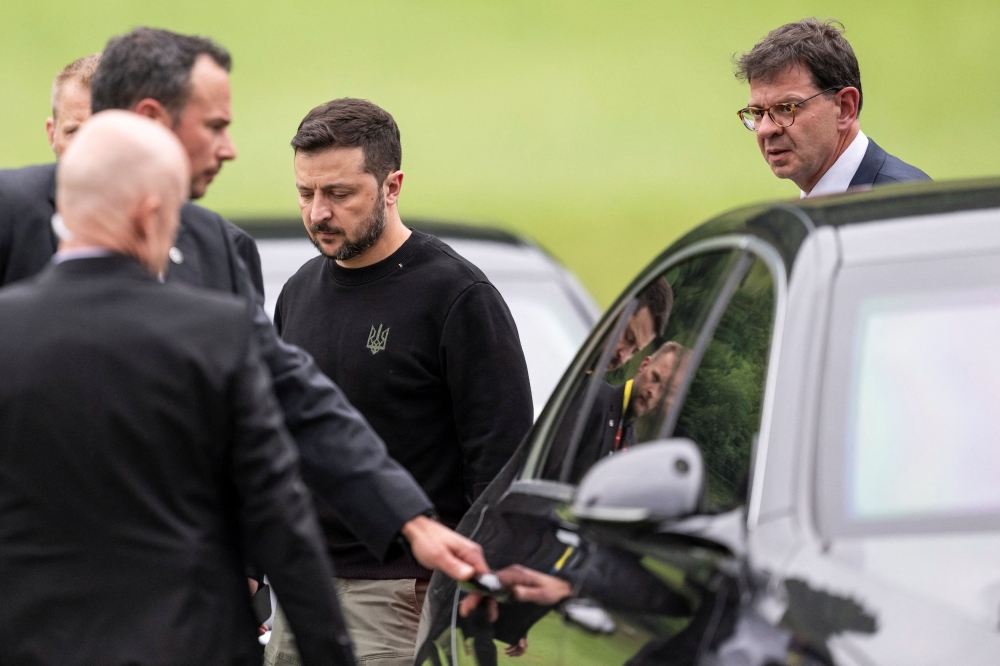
[735, 19, 929, 197]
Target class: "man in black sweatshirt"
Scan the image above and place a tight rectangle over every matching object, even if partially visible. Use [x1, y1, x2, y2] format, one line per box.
[270, 98, 533, 666]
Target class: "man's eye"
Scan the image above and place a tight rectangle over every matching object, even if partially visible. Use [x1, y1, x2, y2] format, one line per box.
[773, 104, 794, 114]
[299, 192, 313, 200]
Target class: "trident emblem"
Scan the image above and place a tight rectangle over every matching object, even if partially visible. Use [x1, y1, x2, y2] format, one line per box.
[366, 324, 390, 355]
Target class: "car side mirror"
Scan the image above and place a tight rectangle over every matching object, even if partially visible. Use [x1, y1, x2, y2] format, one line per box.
[570, 439, 704, 528]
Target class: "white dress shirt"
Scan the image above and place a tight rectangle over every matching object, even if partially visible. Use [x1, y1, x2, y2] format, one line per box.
[52, 247, 115, 263]
[800, 129, 870, 198]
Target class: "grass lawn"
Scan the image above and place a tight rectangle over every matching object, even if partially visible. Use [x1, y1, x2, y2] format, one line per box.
[2, 1, 999, 305]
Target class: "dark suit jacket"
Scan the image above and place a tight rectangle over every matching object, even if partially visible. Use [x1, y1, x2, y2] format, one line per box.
[849, 139, 930, 188]
[0, 163, 433, 564]
[0, 255, 352, 666]
[542, 381, 633, 485]
[0, 163, 264, 294]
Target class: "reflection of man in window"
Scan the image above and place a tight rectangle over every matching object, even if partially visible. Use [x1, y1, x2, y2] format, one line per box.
[607, 278, 673, 371]
[558, 341, 690, 483]
[628, 341, 688, 428]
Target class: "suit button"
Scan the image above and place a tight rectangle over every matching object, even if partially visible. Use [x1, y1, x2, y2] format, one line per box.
[169, 247, 184, 264]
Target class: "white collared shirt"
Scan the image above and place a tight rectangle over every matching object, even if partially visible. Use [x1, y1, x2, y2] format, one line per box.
[52, 247, 115, 264]
[800, 129, 870, 198]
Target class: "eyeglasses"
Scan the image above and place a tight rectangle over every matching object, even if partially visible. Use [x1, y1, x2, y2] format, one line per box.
[737, 88, 838, 131]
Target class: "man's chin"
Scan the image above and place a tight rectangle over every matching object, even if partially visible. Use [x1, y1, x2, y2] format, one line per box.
[309, 236, 342, 259]
[768, 161, 801, 181]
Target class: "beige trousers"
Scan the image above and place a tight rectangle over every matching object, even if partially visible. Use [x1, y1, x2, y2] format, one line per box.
[264, 578, 429, 666]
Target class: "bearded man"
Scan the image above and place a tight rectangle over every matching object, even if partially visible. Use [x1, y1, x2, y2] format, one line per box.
[270, 97, 533, 666]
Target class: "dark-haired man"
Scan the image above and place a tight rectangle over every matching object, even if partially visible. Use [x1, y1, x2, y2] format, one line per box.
[0, 28, 489, 618]
[0, 47, 262, 293]
[735, 19, 929, 197]
[608, 276, 672, 372]
[270, 98, 533, 666]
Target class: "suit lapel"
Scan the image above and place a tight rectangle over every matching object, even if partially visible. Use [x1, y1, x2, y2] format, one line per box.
[165, 215, 205, 286]
[848, 139, 888, 189]
[44, 164, 59, 255]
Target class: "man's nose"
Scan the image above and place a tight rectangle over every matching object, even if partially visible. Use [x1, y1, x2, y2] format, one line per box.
[310, 196, 332, 223]
[219, 130, 237, 161]
[755, 112, 784, 139]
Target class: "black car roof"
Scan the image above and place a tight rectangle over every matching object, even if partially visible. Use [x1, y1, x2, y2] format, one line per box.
[235, 217, 528, 246]
[665, 177, 1000, 276]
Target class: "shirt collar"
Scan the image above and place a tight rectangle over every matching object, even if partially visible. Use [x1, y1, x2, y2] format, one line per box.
[800, 129, 869, 198]
[52, 247, 116, 264]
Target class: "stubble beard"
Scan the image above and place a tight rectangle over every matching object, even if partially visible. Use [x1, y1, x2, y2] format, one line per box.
[310, 189, 387, 261]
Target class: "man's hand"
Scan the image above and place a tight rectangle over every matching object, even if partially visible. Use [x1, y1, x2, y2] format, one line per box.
[505, 638, 528, 657]
[496, 564, 572, 605]
[400, 515, 489, 581]
[459, 564, 573, 619]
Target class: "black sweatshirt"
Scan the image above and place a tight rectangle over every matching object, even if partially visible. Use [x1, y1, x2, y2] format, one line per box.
[275, 230, 533, 579]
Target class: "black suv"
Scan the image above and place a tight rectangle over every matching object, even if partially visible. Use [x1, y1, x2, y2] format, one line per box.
[416, 179, 1000, 666]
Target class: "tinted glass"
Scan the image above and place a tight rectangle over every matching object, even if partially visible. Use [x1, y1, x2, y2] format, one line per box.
[672, 257, 775, 512]
[533, 250, 738, 484]
[820, 254, 1000, 535]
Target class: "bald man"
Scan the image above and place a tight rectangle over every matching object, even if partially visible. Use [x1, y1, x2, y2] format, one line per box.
[0, 111, 353, 666]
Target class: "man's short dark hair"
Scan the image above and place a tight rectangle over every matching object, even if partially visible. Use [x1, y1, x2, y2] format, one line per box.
[291, 98, 402, 185]
[91, 27, 231, 119]
[735, 18, 863, 114]
[639, 277, 673, 338]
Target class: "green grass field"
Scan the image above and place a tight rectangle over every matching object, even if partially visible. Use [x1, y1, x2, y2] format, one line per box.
[2, 1, 999, 305]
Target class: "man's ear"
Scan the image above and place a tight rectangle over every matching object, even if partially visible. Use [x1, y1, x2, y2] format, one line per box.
[46, 118, 56, 152]
[132, 194, 165, 272]
[132, 98, 175, 129]
[638, 355, 651, 373]
[383, 170, 404, 207]
[133, 194, 162, 242]
[836, 87, 861, 129]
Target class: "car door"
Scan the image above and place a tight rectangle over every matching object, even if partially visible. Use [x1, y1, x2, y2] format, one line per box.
[784, 215, 1000, 665]
[416, 235, 783, 666]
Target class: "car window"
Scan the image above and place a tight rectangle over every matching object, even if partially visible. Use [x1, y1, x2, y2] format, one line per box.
[818, 253, 1000, 536]
[526, 246, 776, 514]
[531, 249, 741, 484]
[669, 257, 775, 512]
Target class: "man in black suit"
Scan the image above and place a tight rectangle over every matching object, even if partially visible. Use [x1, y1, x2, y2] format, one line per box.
[0, 110, 350, 665]
[735, 19, 930, 197]
[0, 28, 488, 596]
[0, 51, 264, 295]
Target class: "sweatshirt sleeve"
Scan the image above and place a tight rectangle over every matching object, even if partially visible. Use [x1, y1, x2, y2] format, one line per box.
[440, 282, 533, 500]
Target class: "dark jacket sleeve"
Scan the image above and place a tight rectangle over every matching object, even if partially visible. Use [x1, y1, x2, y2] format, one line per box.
[225, 239, 434, 560]
[227, 323, 354, 666]
[225, 222, 265, 305]
[441, 282, 533, 500]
